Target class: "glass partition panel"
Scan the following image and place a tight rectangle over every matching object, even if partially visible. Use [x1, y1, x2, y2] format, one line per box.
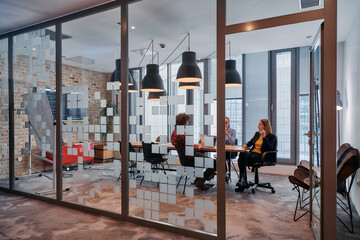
[61, 7, 122, 213]
[13, 27, 57, 197]
[226, 0, 324, 25]
[299, 47, 310, 163]
[310, 30, 321, 239]
[226, 21, 322, 238]
[0, 38, 9, 188]
[128, 0, 217, 234]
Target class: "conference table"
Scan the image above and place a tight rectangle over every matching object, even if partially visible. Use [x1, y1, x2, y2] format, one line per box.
[130, 141, 245, 153]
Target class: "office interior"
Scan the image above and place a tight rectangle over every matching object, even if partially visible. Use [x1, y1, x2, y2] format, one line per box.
[0, 0, 359, 239]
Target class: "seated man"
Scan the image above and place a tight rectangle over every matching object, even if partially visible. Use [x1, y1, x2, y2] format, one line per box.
[171, 113, 216, 190]
[225, 117, 236, 145]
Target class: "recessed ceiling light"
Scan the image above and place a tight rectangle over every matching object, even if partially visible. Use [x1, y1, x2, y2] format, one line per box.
[32, 48, 36, 51]
[306, 35, 312, 38]
[131, 26, 136, 30]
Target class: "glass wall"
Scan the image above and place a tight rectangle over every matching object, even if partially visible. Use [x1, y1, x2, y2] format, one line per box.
[13, 27, 57, 196]
[61, 7, 122, 213]
[128, 0, 217, 234]
[0, 38, 8, 188]
[299, 47, 310, 162]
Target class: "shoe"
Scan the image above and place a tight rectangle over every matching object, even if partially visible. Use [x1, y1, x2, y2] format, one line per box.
[194, 178, 209, 191]
[235, 186, 245, 192]
[236, 178, 246, 188]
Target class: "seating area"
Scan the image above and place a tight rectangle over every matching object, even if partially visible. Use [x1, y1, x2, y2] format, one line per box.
[288, 143, 360, 232]
[45, 143, 95, 171]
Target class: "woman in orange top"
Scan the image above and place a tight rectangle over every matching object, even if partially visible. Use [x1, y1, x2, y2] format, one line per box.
[235, 119, 276, 192]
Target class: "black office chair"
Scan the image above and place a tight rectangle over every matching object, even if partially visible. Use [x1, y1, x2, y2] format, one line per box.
[117, 141, 138, 181]
[175, 146, 193, 194]
[225, 139, 239, 183]
[248, 136, 277, 194]
[141, 141, 169, 185]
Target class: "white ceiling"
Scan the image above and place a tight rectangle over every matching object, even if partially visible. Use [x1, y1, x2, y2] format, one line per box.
[1, 0, 359, 73]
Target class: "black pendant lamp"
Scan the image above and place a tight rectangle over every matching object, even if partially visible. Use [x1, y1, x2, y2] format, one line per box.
[148, 90, 167, 101]
[110, 59, 134, 86]
[141, 64, 165, 92]
[225, 59, 242, 87]
[176, 51, 202, 83]
[179, 81, 200, 89]
[119, 72, 138, 92]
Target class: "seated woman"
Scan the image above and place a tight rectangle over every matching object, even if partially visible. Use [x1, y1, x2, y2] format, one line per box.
[171, 113, 216, 191]
[236, 119, 276, 192]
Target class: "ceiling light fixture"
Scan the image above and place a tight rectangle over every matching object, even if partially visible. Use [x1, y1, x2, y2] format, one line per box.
[204, 42, 242, 87]
[176, 33, 202, 83]
[131, 26, 136, 29]
[148, 90, 167, 101]
[110, 59, 134, 86]
[140, 40, 165, 92]
[179, 81, 200, 89]
[225, 42, 241, 87]
[118, 72, 138, 93]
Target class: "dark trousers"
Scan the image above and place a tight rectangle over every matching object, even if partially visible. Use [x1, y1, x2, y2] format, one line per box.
[186, 154, 216, 181]
[238, 151, 261, 183]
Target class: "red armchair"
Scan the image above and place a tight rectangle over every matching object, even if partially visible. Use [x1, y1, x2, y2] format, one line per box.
[45, 143, 94, 171]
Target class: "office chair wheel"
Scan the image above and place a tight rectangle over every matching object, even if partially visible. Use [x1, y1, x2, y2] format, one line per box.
[271, 189, 275, 193]
[251, 188, 255, 194]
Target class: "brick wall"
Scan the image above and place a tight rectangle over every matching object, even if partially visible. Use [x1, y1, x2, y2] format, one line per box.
[0, 54, 112, 179]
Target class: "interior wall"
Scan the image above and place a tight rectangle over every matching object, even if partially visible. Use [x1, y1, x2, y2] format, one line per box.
[341, 6, 360, 215]
[0, 58, 111, 179]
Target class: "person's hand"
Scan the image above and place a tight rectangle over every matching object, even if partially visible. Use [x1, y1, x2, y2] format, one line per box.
[260, 130, 266, 137]
[225, 128, 229, 136]
[242, 144, 248, 149]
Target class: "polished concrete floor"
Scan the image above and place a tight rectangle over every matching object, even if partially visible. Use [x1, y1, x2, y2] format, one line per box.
[0, 162, 359, 239]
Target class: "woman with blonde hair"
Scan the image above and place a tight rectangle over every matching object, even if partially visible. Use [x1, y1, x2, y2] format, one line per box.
[235, 119, 276, 192]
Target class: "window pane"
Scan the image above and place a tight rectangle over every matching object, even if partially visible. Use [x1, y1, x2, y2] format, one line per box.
[276, 51, 291, 159]
[225, 99, 242, 144]
[244, 52, 268, 141]
[299, 95, 310, 162]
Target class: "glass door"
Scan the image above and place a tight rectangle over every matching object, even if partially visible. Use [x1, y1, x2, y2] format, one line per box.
[309, 26, 321, 240]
